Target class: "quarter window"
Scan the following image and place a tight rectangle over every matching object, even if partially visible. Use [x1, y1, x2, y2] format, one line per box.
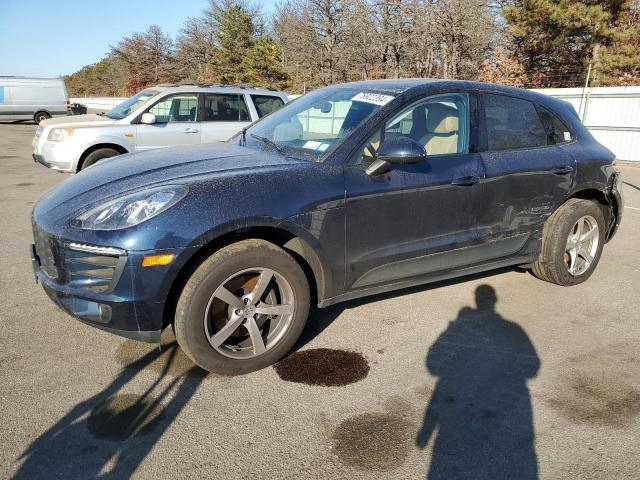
[353, 93, 469, 165]
[536, 105, 573, 144]
[203, 94, 250, 122]
[148, 94, 198, 123]
[483, 94, 547, 151]
[251, 95, 285, 118]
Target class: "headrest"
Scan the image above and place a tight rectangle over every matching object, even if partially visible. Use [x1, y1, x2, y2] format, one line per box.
[426, 103, 459, 134]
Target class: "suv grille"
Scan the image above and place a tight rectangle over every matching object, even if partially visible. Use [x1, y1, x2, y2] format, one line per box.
[32, 223, 127, 293]
[67, 248, 124, 293]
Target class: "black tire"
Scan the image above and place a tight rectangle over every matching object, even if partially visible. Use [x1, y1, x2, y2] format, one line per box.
[174, 239, 310, 375]
[80, 148, 121, 170]
[34, 111, 50, 124]
[531, 198, 606, 286]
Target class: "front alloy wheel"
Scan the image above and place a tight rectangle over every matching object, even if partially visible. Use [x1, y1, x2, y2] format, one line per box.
[175, 239, 310, 375]
[204, 268, 295, 359]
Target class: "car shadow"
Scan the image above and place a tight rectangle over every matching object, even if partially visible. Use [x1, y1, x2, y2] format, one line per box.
[416, 284, 540, 479]
[13, 341, 206, 479]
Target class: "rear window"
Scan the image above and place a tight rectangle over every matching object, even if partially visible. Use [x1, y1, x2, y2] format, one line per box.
[251, 95, 285, 118]
[483, 94, 547, 151]
[536, 105, 573, 144]
[203, 93, 250, 122]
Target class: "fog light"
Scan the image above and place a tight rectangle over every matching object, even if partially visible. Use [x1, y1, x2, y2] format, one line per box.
[141, 253, 176, 267]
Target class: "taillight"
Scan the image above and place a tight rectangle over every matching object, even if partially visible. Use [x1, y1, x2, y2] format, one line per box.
[66, 100, 71, 112]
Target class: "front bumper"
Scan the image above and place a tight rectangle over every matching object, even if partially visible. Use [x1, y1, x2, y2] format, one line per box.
[32, 133, 81, 172]
[29, 230, 186, 343]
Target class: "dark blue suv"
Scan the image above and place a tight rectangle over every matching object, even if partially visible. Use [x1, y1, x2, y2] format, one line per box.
[31, 80, 623, 374]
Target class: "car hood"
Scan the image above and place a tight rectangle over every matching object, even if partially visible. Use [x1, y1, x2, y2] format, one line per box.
[33, 143, 305, 225]
[41, 114, 116, 128]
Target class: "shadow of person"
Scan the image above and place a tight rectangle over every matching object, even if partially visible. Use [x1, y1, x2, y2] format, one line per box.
[416, 284, 540, 480]
[13, 339, 206, 479]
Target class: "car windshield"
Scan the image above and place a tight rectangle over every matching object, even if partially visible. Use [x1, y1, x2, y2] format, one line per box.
[105, 90, 158, 120]
[244, 88, 394, 161]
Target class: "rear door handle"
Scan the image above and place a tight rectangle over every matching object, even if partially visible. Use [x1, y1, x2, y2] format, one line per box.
[552, 166, 573, 175]
[184, 127, 199, 134]
[451, 175, 480, 186]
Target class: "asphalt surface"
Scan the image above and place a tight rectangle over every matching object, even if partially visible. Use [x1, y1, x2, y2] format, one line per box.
[1, 122, 639, 479]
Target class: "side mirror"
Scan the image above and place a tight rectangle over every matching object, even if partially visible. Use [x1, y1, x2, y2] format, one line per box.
[141, 112, 156, 125]
[365, 137, 426, 176]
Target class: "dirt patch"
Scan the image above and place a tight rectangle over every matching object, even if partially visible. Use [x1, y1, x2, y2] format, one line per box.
[14, 182, 34, 187]
[548, 344, 640, 427]
[273, 348, 369, 386]
[87, 393, 166, 441]
[331, 412, 413, 471]
[0, 155, 17, 159]
[114, 330, 205, 378]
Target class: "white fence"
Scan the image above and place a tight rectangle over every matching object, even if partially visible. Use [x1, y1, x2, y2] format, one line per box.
[72, 86, 640, 161]
[70, 97, 127, 111]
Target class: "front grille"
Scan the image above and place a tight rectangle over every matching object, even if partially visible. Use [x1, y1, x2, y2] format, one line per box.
[32, 224, 59, 279]
[67, 248, 124, 293]
[32, 222, 127, 292]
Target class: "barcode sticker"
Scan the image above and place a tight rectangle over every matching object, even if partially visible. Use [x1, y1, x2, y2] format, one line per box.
[351, 92, 395, 106]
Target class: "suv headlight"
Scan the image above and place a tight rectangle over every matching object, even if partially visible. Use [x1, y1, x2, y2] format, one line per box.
[74, 185, 188, 230]
[48, 127, 74, 142]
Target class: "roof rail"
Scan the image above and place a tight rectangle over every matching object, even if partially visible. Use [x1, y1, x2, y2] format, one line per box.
[154, 82, 280, 91]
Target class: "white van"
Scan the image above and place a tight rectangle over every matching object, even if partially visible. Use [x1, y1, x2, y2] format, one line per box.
[0, 77, 70, 124]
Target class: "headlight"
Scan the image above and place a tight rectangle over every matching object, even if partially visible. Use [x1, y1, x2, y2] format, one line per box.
[74, 185, 188, 230]
[48, 127, 74, 142]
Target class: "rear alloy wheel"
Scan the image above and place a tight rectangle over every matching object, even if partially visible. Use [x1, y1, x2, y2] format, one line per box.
[531, 198, 605, 286]
[34, 111, 50, 124]
[175, 239, 310, 375]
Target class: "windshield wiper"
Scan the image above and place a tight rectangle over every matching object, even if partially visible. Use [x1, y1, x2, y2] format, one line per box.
[249, 133, 284, 154]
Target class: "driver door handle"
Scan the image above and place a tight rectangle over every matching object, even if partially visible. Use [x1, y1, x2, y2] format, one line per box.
[184, 127, 199, 134]
[451, 175, 480, 186]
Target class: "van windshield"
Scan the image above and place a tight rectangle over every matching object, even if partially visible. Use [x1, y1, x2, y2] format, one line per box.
[105, 90, 158, 120]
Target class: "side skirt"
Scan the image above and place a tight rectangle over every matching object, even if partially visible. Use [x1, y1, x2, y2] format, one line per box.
[318, 254, 535, 308]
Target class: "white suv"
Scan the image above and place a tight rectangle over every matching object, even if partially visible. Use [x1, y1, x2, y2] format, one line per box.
[32, 84, 288, 173]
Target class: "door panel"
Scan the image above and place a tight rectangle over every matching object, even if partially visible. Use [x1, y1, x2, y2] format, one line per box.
[345, 153, 485, 289]
[135, 93, 200, 151]
[200, 93, 252, 144]
[475, 94, 576, 255]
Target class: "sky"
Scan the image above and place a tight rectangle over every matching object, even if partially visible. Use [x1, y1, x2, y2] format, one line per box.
[0, 0, 279, 78]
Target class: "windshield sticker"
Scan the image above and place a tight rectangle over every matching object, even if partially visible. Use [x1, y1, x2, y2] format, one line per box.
[563, 131, 571, 141]
[303, 140, 322, 150]
[317, 143, 330, 152]
[351, 92, 394, 106]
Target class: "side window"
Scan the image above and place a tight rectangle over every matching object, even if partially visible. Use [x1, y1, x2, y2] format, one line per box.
[148, 94, 198, 123]
[353, 93, 469, 165]
[203, 94, 250, 122]
[483, 94, 547, 150]
[251, 95, 285, 118]
[536, 105, 573, 144]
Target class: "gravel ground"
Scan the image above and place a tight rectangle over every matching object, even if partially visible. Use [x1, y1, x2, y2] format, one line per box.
[1, 122, 639, 479]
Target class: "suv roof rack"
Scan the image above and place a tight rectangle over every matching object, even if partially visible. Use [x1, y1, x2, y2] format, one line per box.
[154, 82, 279, 91]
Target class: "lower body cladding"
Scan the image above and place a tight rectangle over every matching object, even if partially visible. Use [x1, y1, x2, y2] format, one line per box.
[30, 233, 186, 343]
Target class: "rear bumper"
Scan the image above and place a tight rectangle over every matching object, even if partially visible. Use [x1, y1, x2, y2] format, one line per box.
[607, 171, 624, 240]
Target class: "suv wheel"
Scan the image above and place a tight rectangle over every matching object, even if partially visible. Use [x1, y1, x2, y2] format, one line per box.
[34, 111, 51, 124]
[174, 239, 310, 375]
[81, 148, 121, 170]
[531, 198, 605, 286]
